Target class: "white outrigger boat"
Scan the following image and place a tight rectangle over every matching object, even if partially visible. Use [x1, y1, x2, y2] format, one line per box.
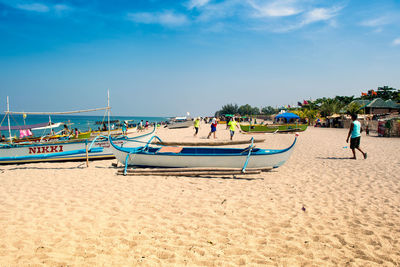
[109, 134, 298, 174]
[166, 116, 193, 129]
[0, 126, 156, 164]
[0, 93, 156, 164]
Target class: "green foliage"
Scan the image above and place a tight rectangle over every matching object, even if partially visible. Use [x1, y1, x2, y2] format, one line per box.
[215, 103, 260, 117]
[319, 99, 343, 117]
[215, 103, 239, 117]
[238, 104, 259, 116]
[302, 108, 318, 124]
[214, 86, 398, 119]
[376, 86, 397, 100]
[360, 86, 399, 101]
[261, 106, 278, 115]
[334, 95, 354, 105]
[345, 102, 363, 116]
[291, 110, 305, 119]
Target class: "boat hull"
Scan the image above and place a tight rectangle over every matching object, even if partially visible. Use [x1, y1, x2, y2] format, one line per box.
[167, 121, 193, 129]
[240, 124, 308, 133]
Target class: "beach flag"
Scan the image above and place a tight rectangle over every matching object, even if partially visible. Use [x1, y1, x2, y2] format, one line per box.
[303, 100, 309, 105]
[297, 102, 302, 107]
[361, 92, 367, 96]
[372, 90, 377, 96]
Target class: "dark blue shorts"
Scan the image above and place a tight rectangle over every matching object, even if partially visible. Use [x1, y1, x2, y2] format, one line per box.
[211, 125, 216, 132]
[350, 137, 360, 149]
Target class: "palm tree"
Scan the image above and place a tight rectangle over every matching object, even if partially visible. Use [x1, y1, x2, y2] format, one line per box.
[345, 102, 363, 116]
[303, 109, 318, 125]
[319, 99, 343, 117]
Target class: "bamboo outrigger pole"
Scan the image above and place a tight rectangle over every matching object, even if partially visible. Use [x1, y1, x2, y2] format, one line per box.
[7, 107, 109, 115]
[107, 90, 110, 136]
[6, 96, 12, 144]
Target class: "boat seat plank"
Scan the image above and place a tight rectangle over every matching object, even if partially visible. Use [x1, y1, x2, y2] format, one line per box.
[157, 146, 183, 153]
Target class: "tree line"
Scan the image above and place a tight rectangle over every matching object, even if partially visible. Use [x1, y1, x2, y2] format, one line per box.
[214, 85, 400, 122]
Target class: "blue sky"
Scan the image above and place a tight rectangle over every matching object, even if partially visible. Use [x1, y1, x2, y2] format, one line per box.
[0, 0, 399, 116]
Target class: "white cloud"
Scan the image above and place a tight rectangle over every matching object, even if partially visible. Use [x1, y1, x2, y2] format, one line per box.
[272, 5, 343, 32]
[248, 0, 302, 17]
[360, 17, 391, 27]
[128, 11, 189, 27]
[393, 38, 400, 46]
[193, 0, 244, 22]
[186, 0, 211, 10]
[16, 3, 49, 12]
[54, 4, 70, 12]
[302, 7, 341, 24]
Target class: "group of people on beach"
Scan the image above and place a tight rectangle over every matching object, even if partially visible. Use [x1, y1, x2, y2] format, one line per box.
[193, 117, 240, 140]
[137, 120, 150, 132]
[62, 124, 80, 138]
[193, 114, 368, 160]
[97, 120, 151, 136]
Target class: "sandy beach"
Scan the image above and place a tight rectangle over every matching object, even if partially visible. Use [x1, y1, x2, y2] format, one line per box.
[0, 125, 399, 266]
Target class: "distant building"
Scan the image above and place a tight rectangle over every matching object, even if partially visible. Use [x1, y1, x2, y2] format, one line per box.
[351, 98, 400, 114]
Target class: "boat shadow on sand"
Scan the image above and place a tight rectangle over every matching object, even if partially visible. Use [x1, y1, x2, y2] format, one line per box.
[110, 167, 265, 180]
[2, 163, 87, 171]
[175, 176, 263, 181]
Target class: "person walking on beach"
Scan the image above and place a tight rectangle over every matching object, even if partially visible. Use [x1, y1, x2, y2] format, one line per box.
[346, 114, 367, 160]
[365, 117, 370, 135]
[227, 118, 239, 140]
[193, 117, 200, 137]
[139, 120, 143, 131]
[122, 121, 127, 135]
[207, 117, 218, 139]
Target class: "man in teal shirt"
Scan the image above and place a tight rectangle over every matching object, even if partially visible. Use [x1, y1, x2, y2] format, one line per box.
[346, 114, 367, 160]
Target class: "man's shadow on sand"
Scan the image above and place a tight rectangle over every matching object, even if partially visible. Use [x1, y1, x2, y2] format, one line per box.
[317, 156, 352, 160]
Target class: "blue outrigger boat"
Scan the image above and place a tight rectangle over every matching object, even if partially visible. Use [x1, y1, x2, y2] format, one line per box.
[0, 94, 156, 164]
[109, 134, 298, 175]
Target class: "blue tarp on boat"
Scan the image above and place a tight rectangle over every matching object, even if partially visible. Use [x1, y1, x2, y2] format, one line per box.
[275, 112, 300, 121]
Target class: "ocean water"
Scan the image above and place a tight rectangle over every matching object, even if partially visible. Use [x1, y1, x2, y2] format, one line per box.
[0, 114, 168, 137]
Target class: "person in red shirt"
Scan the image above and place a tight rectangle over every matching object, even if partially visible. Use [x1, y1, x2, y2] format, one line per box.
[207, 117, 217, 139]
